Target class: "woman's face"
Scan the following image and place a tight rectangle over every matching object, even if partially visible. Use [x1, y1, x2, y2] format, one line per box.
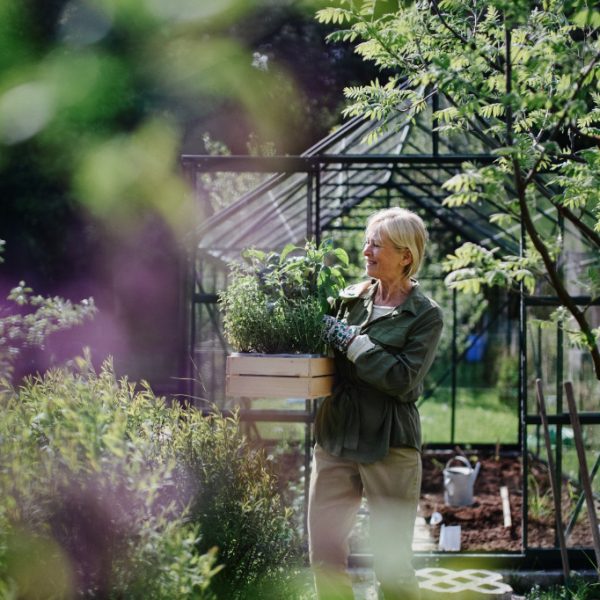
[363, 229, 412, 283]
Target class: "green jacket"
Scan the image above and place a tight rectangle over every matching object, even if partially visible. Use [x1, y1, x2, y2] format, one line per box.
[314, 279, 443, 463]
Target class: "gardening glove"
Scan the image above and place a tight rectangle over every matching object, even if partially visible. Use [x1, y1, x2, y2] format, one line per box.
[321, 315, 360, 353]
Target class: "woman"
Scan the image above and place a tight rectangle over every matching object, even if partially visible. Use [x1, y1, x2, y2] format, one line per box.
[309, 207, 443, 600]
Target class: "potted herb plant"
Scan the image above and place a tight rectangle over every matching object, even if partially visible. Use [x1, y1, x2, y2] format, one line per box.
[219, 240, 348, 399]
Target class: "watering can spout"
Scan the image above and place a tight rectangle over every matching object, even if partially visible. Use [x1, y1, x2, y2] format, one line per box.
[470, 461, 481, 484]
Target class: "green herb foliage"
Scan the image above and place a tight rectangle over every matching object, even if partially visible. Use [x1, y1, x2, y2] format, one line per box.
[0, 355, 220, 598]
[219, 240, 348, 354]
[525, 576, 600, 599]
[172, 410, 309, 600]
[0, 356, 305, 598]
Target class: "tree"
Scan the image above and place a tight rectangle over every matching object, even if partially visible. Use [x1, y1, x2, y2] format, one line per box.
[317, 0, 600, 378]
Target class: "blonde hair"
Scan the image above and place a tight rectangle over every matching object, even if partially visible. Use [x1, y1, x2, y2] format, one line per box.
[366, 207, 428, 278]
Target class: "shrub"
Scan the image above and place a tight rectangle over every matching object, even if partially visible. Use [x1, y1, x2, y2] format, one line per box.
[0, 357, 219, 599]
[219, 240, 348, 354]
[0, 240, 96, 383]
[168, 409, 310, 600]
[0, 356, 309, 599]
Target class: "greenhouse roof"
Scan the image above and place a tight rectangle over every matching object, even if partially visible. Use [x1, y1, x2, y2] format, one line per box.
[183, 97, 567, 263]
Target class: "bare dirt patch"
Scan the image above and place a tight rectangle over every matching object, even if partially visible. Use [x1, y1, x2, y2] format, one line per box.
[419, 451, 595, 551]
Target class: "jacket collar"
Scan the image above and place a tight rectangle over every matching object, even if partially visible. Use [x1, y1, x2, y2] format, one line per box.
[363, 278, 422, 316]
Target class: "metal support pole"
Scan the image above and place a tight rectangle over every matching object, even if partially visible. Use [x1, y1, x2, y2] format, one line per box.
[307, 172, 313, 240]
[535, 325, 542, 457]
[520, 207, 529, 551]
[182, 163, 198, 400]
[555, 212, 565, 548]
[315, 167, 322, 246]
[451, 286, 458, 444]
[432, 91, 440, 157]
[555, 321, 564, 548]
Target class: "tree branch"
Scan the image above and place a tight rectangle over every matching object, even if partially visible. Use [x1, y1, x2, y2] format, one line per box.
[524, 48, 600, 187]
[429, 0, 504, 73]
[531, 179, 600, 249]
[430, 0, 470, 45]
[557, 205, 600, 249]
[513, 158, 600, 379]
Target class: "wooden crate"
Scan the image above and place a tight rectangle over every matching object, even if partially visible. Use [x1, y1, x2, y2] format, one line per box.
[226, 353, 335, 399]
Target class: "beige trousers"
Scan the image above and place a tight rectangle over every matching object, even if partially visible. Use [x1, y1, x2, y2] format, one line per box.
[308, 445, 421, 600]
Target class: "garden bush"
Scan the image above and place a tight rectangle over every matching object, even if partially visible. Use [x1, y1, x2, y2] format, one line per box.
[0, 356, 219, 598]
[0, 356, 308, 599]
[169, 410, 310, 600]
[0, 240, 96, 384]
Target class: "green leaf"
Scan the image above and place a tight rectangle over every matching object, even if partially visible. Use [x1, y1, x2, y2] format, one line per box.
[480, 103, 505, 119]
[573, 9, 600, 28]
[333, 247, 350, 266]
[279, 243, 297, 264]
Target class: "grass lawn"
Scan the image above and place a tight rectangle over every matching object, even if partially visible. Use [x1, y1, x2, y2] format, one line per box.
[420, 386, 519, 445]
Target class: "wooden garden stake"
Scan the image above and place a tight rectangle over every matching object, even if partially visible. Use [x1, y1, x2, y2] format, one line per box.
[500, 486, 512, 528]
[564, 381, 600, 578]
[565, 453, 600, 542]
[535, 379, 570, 579]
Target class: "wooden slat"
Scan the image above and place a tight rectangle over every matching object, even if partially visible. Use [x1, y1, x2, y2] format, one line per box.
[226, 374, 334, 399]
[227, 354, 334, 377]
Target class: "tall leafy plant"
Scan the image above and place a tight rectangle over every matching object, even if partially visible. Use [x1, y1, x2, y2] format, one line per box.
[0, 356, 308, 598]
[219, 239, 348, 354]
[0, 240, 96, 383]
[171, 410, 310, 600]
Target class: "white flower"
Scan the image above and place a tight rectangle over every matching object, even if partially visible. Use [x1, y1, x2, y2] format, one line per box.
[251, 52, 269, 71]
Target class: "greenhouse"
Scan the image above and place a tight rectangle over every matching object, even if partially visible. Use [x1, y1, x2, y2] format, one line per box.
[182, 93, 600, 571]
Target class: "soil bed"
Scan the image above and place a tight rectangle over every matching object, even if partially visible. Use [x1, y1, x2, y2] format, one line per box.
[419, 450, 595, 551]
[268, 443, 596, 552]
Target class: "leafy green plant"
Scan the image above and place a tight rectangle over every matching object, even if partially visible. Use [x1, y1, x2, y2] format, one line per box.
[169, 409, 310, 600]
[0, 240, 96, 383]
[219, 239, 348, 354]
[526, 575, 600, 599]
[0, 353, 310, 598]
[0, 357, 220, 598]
[527, 473, 553, 522]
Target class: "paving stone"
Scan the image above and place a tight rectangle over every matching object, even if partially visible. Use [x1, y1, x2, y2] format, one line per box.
[413, 515, 437, 551]
[416, 568, 513, 599]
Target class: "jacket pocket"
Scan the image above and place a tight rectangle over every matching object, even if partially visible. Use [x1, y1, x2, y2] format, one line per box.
[367, 324, 410, 349]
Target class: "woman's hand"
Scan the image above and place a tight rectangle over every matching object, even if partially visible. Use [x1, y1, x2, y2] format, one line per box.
[321, 315, 360, 353]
